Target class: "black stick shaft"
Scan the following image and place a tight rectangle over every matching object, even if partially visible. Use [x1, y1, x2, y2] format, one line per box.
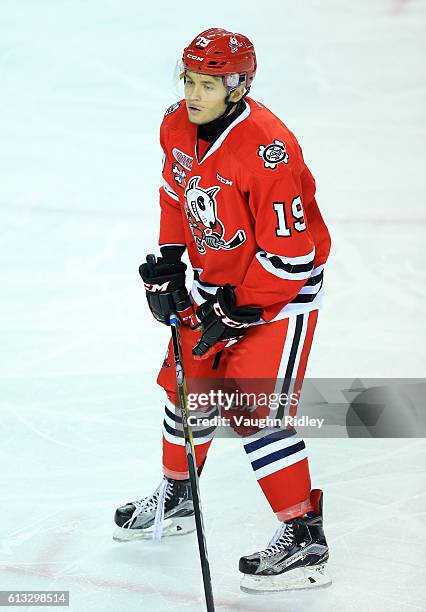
[169, 315, 215, 612]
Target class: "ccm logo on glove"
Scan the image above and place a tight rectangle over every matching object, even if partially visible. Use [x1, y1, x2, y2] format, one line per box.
[144, 281, 171, 293]
[212, 302, 250, 329]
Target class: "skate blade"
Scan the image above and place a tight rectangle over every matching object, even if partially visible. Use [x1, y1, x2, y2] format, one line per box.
[240, 564, 332, 593]
[113, 515, 196, 542]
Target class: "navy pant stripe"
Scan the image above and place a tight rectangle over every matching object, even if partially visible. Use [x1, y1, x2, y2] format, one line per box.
[243, 427, 297, 454]
[250, 440, 306, 472]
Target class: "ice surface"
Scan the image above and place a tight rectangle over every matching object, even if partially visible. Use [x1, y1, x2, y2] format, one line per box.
[1, 1, 425, 610]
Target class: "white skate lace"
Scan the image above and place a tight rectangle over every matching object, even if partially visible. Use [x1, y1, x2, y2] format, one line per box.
[259, 522, 294, 558]
[122, 478, 174, 542]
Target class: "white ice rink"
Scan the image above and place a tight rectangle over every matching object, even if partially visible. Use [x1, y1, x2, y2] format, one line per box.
[1, 1, 425, 610]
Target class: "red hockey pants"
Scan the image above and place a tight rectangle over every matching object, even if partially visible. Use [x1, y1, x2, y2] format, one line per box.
[157, 310, 319, 521]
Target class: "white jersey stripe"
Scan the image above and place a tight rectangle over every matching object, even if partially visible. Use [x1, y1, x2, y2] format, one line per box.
[162, 180, 179, 201]
[159, 242, 186, 248]
[191, 268, 324, 321]
[298, 283, 323, 294]
[312, 264, 325, 275]
[261, 249, 316, 266]
[191, 280, 219, 305]
[266, 287, 323, 322]
[256, 249, 315, 281]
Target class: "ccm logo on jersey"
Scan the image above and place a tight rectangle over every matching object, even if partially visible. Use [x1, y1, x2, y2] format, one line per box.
[216, 172, 233, 186]
[144, 281, 170, 293]
[258, 139, 289, 169]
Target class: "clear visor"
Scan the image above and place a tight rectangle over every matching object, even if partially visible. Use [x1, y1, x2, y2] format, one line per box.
[172, 60, 185, 97]
[174, 60, 246, 93]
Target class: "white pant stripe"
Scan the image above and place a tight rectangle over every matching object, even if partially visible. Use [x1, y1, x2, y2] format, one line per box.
[270, 313, 309, 421]
[244, 435, 303, 463]
[254, 448, 308, 480]
[162, 424, 213, 447]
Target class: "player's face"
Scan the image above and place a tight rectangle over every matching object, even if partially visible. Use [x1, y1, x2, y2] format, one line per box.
[184, 71, 228, 125]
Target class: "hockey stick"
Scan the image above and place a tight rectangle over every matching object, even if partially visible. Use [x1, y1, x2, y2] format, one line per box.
[221, 229, 246, 249]
[204, 229, 246, 250]
[145, 254, 214, 611]
[169, 314, 215, 612]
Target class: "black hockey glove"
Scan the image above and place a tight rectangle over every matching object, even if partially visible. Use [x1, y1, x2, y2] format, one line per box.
[139, 253, 196, 327]
[192, 285, 262, 360]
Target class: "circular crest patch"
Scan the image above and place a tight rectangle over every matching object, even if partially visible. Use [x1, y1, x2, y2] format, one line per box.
[257, 139, 289, 169]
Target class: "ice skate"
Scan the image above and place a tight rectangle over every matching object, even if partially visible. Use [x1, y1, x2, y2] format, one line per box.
[113, 477, 195, 542]
[239, 489, 331, 592]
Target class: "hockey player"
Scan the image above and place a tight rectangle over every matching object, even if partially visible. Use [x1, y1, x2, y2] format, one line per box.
[114, 28, 332, 592]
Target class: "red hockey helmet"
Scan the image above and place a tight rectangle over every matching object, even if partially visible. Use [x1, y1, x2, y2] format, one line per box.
[182, 28, 257, 92]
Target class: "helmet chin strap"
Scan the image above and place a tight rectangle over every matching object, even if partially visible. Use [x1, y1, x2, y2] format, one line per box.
[222, 80, 250, 116]
[218, 73, 246, 119]
[220, 97, 238, 119]
[219, 85, 247, 119]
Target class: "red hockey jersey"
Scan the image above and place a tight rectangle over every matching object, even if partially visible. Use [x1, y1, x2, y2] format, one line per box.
[158, 97, 331, 323]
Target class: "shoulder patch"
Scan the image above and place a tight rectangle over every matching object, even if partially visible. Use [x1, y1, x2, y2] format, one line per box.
[164, 101, 181, 117]
[257, 139, 289, 169]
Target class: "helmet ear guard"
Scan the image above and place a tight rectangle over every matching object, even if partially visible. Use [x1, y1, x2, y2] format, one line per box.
[224, 73, 240, 89]
[223, 73, 248, 108]
[224, 72, 248, 95]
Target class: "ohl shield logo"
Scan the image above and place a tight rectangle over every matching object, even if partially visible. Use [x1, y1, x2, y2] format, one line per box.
[184, 176, 246, 254]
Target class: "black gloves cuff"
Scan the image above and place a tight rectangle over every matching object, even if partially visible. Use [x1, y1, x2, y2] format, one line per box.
[217, 285, 262, 324]
[159, 245, 186, 264]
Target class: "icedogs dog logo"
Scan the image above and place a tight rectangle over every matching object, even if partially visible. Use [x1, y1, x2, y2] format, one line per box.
[184, 176, 246, 255]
